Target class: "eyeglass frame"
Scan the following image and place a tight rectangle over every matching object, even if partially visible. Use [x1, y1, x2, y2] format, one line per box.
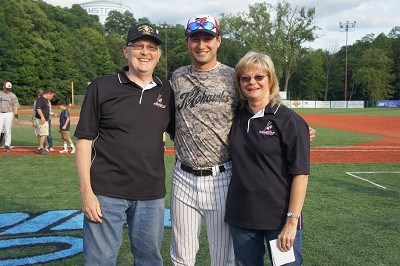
[239, 74, 268, 83]
[126, 42, 159, 52]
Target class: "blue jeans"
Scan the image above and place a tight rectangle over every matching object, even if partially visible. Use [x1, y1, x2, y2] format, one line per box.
[230, 225, 303, 266]
[46, 118, 53, 148]
[83, 195, 164, 266]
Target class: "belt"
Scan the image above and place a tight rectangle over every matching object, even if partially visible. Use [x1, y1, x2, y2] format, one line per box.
[180, 163, 226, 177]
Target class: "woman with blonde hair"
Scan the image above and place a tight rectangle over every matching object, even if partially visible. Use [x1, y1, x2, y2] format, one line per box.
[225, 51, 310, 265]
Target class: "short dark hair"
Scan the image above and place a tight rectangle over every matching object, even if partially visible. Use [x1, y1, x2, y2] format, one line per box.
[35, 88, 44, 97]
[44, 89, 55, 94]
[58, 100, 66, 106]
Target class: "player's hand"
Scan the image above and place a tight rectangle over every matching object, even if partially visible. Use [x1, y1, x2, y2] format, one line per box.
[81, 191, 103, 223]
[309, 127, 316, 141]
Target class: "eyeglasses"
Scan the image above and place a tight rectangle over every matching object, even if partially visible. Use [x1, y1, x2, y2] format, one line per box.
[127, 43, 158, 52]
[240, 74, 267, 83]
[187, 21, 217, 32]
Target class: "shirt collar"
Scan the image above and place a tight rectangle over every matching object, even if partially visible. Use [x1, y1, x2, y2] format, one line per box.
[117, 66, 163, 86]
[245, 102, 281, 118]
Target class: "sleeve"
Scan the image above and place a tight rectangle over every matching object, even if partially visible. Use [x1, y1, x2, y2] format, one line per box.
[36, 98, 44, 109]
[166, 80, 175, 140]
[12, 95, 20, 109]
[281, 111, 310, 175]
[65, 110, 70, 118]
[73, 82, 100, 140]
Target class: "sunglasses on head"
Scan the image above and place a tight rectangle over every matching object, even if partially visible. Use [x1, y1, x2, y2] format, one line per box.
[240, 74, 267, 83]
[187, 20, 217, 32]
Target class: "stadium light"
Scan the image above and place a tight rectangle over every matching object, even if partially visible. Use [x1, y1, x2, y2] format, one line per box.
[339, 21, 356, 101]
[159, 22, 172, 79]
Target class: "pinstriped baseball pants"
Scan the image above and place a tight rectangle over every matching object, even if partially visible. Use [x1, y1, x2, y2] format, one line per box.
[170, 160, 235, 266]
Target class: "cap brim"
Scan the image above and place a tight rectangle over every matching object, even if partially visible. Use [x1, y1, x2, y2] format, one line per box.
[127, 36, 162, 45]
[186, 29, 218, 38]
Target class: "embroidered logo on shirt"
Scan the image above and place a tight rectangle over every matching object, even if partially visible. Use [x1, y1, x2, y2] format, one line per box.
[258, 121, 276, 136]
[153, 94, 166, 109]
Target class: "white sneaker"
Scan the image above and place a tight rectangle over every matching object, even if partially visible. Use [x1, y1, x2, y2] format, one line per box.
[70, 148, 76, 154]
[59, 149, 68, 153]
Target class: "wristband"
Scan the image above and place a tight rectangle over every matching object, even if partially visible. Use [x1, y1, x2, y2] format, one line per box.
[15, 114, 18, 119]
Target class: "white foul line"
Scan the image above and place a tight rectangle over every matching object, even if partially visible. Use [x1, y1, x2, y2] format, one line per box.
[344, 172, 398, 190]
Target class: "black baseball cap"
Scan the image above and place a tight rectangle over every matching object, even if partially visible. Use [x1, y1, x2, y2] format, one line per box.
[126, 23, 162, 45]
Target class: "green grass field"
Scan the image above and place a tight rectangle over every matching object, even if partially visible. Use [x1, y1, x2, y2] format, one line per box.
[1, 108, 399, 265]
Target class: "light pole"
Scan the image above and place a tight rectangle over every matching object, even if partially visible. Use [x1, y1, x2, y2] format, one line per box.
[339, 21, 356, 101]
[159, 22, 172, 79]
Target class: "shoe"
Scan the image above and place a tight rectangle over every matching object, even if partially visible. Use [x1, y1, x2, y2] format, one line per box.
[4, 146, 10, 152]
[0, 145, 4, 149]
[59, 149, 68, 153]
[38, 148, 49, 155]
[70, 148, 76, 154]
[48, 147, 55, 152]
[36, 147, 40, 154]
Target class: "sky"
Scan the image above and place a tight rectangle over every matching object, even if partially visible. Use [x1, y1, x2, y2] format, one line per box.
[42, 0, 400, 51]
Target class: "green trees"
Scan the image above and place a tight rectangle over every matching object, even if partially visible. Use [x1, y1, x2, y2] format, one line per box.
[0, 0, 398, 104]
[220, 0, 318, 91]
[0, 0, 114, 104]
[353, 48, 394, 102]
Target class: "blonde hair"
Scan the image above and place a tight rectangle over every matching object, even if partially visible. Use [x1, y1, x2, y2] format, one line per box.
[234, 51, 281, 107]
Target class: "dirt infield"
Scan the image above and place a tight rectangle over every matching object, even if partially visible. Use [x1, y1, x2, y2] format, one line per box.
[302, 114, 400, 163]
[2, 114, 400, 163]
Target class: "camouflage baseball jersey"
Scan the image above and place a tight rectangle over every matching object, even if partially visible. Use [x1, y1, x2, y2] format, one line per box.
[0, 91, 20, 113]
[171, 62, 239, 168]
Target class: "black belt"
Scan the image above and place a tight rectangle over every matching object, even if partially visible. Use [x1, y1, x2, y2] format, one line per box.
[180, 163, 226, 176]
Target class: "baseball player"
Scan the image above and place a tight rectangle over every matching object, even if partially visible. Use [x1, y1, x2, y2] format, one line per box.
[170, 14, 237, 266]
[0, 81, 20, 152]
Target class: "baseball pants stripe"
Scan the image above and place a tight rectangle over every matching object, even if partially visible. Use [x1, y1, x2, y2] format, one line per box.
[170, 160, 234, 266]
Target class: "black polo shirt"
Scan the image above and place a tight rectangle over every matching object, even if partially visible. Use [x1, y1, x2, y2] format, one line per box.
[35, 96, 50, 120]
[225, 103, 310, 230]
[74, 67, 175, 200]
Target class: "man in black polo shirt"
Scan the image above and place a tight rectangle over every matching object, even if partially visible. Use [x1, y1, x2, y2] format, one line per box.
[35, 89, 55, 155]
[74, 23, 175, 265]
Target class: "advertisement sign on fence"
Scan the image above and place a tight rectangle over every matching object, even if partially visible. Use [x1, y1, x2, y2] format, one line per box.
[377, 100, 400, 108]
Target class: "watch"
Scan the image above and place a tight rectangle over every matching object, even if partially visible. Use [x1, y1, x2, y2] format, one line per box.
[287, 211, 300, 219]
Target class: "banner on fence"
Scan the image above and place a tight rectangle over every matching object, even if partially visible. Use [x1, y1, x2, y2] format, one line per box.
[377, 100, 400, 108]
[347, 101, 364, 108]
[331, 101, 347, 108]
[315, 101, 330, 108]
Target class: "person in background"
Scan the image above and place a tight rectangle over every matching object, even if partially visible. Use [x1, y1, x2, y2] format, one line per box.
[0, 126, 5, 148]
[45, 95, 57, 152]
[0, 81, 20, 152]
[225, 51, 310, 265]
[58, 100, 75, 154]
[34, 89, 55, 155]
[74, 23, 175, 265]
[32, 89, 44, 151]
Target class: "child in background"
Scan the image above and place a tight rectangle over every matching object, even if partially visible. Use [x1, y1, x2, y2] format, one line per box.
[58, 100, 75, 153]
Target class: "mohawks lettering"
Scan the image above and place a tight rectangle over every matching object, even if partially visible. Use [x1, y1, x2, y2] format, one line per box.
[178, 86, 229, 110]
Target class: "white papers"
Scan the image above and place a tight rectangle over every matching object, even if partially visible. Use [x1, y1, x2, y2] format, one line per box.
[269, 239, 295, 266]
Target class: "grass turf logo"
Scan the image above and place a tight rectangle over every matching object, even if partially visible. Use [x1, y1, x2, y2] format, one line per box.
[0, 209, 172, 265]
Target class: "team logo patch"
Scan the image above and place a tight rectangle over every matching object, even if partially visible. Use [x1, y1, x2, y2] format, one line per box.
[138, 24, 159, 35]
[153, 94, 166, 109]
[258, 121, 276, 136]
